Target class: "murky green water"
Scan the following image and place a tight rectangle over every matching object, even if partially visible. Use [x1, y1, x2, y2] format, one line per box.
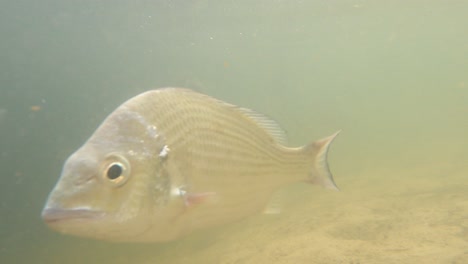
[0, 1, 467, 263]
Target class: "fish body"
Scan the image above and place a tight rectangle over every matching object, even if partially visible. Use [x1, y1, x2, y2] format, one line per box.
[42, 88, 339, 242]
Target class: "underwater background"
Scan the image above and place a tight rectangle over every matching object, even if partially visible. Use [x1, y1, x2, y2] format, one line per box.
[0, 1, 467, 263]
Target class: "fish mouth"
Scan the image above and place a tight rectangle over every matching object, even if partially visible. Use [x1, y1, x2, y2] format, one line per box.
[41, 207, 105, 223]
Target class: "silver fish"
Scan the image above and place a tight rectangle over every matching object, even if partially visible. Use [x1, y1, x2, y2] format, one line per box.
[42, 88, 340, 242]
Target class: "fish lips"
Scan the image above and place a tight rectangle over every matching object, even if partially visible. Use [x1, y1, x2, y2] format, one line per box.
[41, 207, 105, 224]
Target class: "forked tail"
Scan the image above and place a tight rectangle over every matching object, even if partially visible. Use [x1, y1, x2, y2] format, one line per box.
[303, 131, 340, 190]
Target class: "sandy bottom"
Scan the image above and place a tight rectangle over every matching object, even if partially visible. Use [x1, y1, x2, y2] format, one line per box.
[131, 162, 468, 264]
[30, 161, 467, 264]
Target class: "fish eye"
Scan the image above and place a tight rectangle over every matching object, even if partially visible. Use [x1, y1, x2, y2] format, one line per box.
[107, 163, 123, 180]
[102, 153, 131, 187]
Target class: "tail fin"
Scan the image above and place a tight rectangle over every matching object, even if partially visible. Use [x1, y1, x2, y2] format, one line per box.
[303, 131, 340, 191]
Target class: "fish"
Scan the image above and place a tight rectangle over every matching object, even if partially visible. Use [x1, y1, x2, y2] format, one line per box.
[41, 88, 340, 242]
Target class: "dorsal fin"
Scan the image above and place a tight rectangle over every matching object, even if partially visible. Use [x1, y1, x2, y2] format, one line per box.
[184, 89, 289, 145]
[237, 107, 288, 145]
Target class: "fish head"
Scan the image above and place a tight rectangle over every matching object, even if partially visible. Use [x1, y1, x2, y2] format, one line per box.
[42, 107, 180, 242]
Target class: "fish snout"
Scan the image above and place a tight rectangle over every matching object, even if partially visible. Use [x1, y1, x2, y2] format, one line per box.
[41, 206, 105, 224]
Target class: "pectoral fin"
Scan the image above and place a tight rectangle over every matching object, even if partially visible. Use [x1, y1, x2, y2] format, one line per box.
[185, 192, 217, 207]
[172, 187, 216, 207]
